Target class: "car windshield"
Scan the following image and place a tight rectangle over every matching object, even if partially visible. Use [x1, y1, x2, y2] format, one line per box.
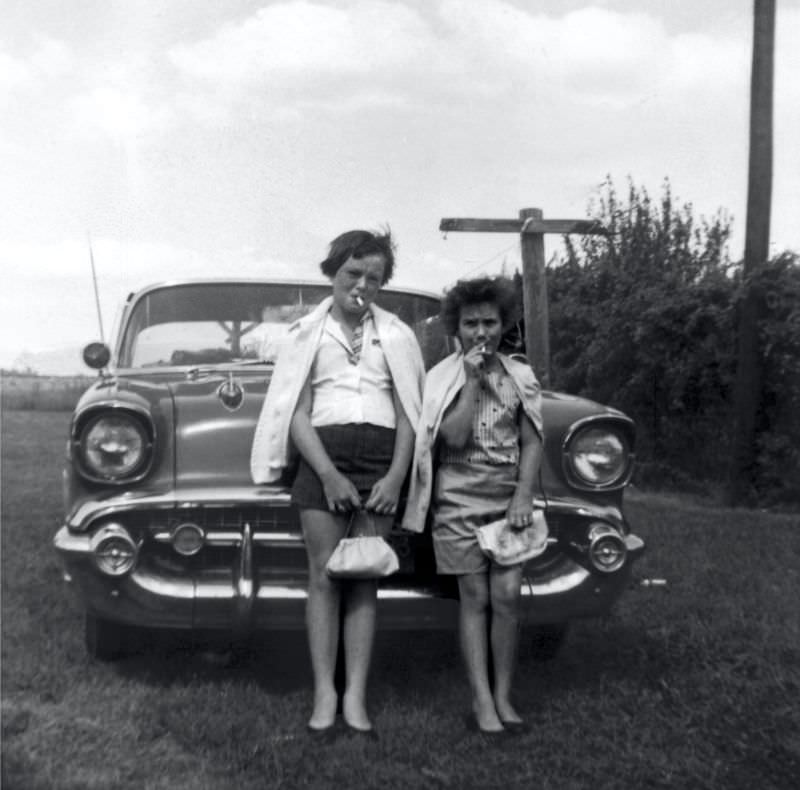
[117, 282, 451, 370]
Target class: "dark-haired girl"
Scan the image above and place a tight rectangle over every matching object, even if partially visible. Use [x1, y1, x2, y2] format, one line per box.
[403, 276, 543, 735]
[252, 230, 424, 736]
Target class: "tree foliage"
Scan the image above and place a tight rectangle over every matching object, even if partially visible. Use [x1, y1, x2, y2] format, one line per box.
[545, 177, 798, 504]
[746, 253, 800, 503]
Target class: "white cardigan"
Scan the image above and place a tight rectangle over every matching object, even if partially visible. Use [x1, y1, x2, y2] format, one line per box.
[250, 296, 425, 484]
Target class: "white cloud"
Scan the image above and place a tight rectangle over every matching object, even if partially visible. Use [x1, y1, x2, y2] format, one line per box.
[166, 0, 443, 121]
[162, 0, 755, 120]
[170, 1, 433, 82]
[460, 5, 749, 108]
[0, 51, 34, 94]
[29, 36, 73, 79]
[69, 86, 172, 141]
[1, 0, 756, 146]
[0, 36, 74, 99]
[668, 32, 748, 94]
[62, 51, 176, 145]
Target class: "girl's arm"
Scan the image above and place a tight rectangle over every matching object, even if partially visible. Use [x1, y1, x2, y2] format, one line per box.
[438, 345, 488, 448]
[437, 377, 480, 448]
[289, 377, 361, 511]
[506, 413, 544, 528]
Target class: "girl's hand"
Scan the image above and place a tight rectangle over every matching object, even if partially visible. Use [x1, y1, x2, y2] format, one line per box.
[506, 494, 534, 530]
[463, 344, 489, 380]
[364, 474, 403, 515]
[320, 469, 362, 512]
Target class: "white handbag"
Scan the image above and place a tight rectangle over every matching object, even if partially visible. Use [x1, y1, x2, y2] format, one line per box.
[325, 510, 400, 579]
[476, 509, 549, 566]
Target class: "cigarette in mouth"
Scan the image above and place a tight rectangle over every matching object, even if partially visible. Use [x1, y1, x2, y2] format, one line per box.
[355, 295, 364, 307]
[479, 344, 487, 354]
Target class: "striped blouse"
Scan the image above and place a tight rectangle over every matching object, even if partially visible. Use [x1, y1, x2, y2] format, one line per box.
[439, 368, 521, 466]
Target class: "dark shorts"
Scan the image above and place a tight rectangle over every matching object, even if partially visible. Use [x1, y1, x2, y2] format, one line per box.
[291, 423, 396, 511]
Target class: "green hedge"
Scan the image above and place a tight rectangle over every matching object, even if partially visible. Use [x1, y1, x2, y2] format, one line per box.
[544, 178, 799, 506]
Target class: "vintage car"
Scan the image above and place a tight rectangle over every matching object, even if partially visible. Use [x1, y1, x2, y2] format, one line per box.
[54, 279, 645, 660]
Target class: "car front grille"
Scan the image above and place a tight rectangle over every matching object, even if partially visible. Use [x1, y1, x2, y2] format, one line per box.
[161, 505, 299, 534]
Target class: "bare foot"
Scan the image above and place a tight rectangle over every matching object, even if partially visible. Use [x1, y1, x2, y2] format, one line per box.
[472, 700, 504, 733]
[308, 689, 338, 730]
[493, 695, 523, 725]
[342, 691, 372, 732]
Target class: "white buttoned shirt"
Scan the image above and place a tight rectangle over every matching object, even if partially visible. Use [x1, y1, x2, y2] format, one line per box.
[310, 313, 396, 429]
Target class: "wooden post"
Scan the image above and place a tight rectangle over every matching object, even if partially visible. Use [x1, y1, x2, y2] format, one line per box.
[726, 0, 775, 505]
[519, 208, 549, 386]
[439, 211, 605, 387]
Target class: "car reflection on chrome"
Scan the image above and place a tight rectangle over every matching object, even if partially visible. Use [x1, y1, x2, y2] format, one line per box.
[54, 279, 645, 660]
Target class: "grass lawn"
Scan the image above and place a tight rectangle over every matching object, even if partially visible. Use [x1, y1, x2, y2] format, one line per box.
[2, 410, 799, 789]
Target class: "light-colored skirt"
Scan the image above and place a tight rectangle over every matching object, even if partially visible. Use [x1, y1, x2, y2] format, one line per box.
[431, 461, 517, 574]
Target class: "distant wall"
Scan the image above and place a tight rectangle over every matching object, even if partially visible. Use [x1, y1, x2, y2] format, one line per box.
[1, 373, 94, 411]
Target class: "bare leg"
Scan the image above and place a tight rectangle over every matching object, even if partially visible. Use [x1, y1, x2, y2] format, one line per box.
[489, 563, 524, 723]
[340, 511, 393, 732]
[457, 572, 504, 732]
[301, 508, 348, 729]
[340, 578, 377, 730]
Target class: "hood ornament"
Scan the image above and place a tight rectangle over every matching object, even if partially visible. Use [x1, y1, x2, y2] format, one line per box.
[218, 372, 244, 411]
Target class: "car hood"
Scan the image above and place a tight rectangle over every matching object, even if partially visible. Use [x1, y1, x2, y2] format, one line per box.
[73, 370, 626, 496]
[71, 369, 271, 496]
[164, 376, 624, 493]
[166, 370, 270, 489]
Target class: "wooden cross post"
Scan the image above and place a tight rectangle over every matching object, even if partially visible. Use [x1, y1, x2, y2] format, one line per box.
[439, 208, 605, 388]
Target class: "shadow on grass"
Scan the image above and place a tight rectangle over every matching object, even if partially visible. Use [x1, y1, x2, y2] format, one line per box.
[109, 627, 461, 696]
[105, 616, 684, 705]
[109, 628, 314, 696]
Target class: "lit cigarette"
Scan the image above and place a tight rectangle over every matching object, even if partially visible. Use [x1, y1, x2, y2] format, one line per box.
[355, 295, 364, 307]
[479, 344, 487, 354]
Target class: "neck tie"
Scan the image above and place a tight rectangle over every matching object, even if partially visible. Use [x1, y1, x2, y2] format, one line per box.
[349, 313, 368, 365]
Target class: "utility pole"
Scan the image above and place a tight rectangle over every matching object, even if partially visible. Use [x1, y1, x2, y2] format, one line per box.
[440, 209, 604, 387]
[726, 0, 775, 505]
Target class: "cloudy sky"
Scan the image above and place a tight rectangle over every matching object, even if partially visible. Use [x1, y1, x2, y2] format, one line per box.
[2, 0, 798, 372]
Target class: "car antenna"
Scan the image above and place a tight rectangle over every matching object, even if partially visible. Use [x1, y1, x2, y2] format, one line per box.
[88, 232, 106, 344]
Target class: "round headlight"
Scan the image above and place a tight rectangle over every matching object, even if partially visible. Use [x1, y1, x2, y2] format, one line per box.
[78, 412, 149, 480]
[567, 426, 630, 488]
[90, 524, 138, 576]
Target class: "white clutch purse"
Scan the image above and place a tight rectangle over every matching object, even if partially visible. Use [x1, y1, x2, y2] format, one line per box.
[325, 510, 400, 579]
[476, 509, 549, 566]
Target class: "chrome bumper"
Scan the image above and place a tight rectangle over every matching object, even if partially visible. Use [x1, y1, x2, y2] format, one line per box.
[54, 524, 645, 632]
